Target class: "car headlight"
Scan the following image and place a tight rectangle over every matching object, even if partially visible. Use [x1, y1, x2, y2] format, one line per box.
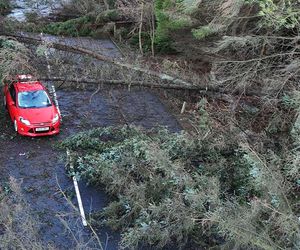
[52, 114, 59, 124]
[20, 117, 30, 126]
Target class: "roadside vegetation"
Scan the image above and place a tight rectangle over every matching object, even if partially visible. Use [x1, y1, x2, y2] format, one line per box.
[0, 0, 299, 249]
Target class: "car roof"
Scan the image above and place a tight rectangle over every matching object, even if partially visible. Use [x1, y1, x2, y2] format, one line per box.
[14, 81, 45, 92]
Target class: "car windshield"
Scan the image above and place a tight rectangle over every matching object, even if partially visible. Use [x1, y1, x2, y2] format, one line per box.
[18, 90, 52, 108]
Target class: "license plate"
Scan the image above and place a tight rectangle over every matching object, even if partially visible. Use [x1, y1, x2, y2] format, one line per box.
[36, 127, 49, 132]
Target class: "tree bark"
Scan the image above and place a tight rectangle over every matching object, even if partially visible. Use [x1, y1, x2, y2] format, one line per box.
[6, 33, 194, 87]
[40, 77, 272, 97]
[139, 1, 144, 55]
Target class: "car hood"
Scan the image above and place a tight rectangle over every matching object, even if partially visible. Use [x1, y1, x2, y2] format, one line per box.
[19, 106, 57, 124]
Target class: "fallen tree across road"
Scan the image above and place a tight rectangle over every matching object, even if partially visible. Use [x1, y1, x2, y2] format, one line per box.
[40, 77, 282, 98]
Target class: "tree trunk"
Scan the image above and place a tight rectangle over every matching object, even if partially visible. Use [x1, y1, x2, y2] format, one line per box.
[4, 33, 279, 97]
[40, 77, 273, 97]
[6, 33, 194, 87]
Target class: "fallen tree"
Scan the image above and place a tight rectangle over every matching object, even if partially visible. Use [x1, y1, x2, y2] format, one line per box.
[40, 76, 281, 97]
[3, 33, 293, 98]
[59, 124, 300, 249]
[0, 36, 36, 83]
[4, 33, 195, 87]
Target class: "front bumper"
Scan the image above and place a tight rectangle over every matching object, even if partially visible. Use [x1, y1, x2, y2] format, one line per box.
[17, 121, 60, 137]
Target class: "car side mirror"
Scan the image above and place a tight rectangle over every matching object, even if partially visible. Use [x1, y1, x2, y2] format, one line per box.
[9, 101, 15, 106]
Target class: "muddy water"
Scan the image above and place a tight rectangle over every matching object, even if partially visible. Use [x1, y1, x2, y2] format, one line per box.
[0, 87, 181, 248]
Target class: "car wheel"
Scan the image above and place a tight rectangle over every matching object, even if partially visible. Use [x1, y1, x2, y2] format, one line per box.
[14, 119, 18, 132]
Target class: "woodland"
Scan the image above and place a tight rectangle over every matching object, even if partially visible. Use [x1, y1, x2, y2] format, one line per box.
[0, 0, 299, 249]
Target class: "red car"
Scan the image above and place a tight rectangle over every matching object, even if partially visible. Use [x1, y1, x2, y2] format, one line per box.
[3, 75, 61, 136]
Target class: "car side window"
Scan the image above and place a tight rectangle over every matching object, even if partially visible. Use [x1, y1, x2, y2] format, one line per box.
[9, 85, 16, 103]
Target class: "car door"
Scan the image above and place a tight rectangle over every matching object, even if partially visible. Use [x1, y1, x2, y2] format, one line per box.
[7, 84, 17, 121]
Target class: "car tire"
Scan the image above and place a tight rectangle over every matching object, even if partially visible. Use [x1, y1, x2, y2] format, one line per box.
[14, 119, 18, 133]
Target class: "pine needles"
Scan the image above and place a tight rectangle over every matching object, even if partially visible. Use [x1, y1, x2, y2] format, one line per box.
[60, 123, 300, 249]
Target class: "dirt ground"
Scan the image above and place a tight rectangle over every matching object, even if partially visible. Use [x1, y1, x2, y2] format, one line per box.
[0, 87, 181, 249]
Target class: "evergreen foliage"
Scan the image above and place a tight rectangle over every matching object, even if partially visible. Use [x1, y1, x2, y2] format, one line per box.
[247, 0, 300, 29]
[42, 15, 96, 36]
[0, 37, 36, 83]
[60, 121, 299, 249]
[192, 25, 217, 40]
[154, 0, 191, 52]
